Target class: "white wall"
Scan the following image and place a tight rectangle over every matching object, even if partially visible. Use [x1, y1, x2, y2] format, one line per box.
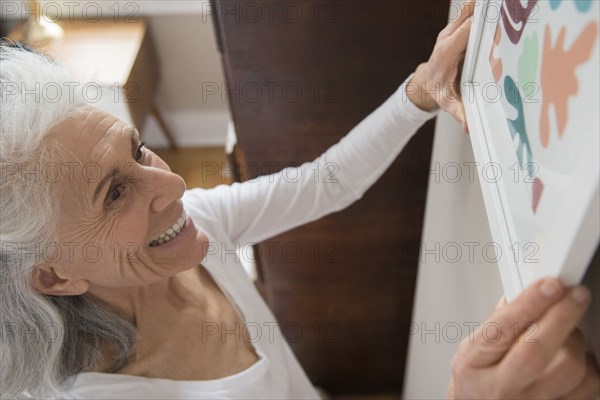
[142, 12, 231, 148]
[403, 110, 504, 398]
[403, 2, 598, 395]
[402, 3, 505, 396]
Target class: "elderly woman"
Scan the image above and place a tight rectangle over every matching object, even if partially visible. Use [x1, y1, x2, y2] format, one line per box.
[1, 2, 598, 398]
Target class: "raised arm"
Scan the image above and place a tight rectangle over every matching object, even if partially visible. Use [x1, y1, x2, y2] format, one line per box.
[183, 76, 437, 245]
[183, 0, 477, 246]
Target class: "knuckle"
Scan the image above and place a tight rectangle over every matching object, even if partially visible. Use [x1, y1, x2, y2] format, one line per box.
[514, 344, 549, 375]
[511, 304, 538, 329]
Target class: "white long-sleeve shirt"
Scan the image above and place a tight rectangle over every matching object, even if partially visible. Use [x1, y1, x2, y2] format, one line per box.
[62, 75, 438, 399]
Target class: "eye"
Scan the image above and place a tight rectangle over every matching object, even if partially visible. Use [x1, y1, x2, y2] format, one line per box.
[106, 183, 126, 205]
[134, 141, 146, 162]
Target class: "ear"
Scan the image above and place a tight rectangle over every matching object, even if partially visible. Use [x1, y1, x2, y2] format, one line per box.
[32, 264, 90, 296]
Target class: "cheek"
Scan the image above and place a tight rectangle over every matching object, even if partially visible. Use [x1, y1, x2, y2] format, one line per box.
[109, 208, 152, 261]
[97, 214, 137, 250]
[116, 209, 149, 239]
[61, 210, 147, 274]
[152, 228, 210, 273]
[161, 230, 209, 274]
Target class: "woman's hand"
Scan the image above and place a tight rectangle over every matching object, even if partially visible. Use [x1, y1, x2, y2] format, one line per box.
[407, 0, 475, 133]
[448, 277, 600, 399]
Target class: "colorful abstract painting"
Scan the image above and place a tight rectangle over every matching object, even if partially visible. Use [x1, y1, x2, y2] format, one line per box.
[464, 0, 599, 298]
[489, 0, 598, 213]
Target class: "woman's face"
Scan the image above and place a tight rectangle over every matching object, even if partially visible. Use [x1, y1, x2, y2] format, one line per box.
[40, 106, 208, 294]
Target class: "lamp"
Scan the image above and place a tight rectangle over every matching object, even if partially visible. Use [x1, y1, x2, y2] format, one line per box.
[25, 0, 64, 44]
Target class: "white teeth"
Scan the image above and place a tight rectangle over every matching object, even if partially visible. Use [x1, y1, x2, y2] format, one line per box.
[149, 210, 188, 247]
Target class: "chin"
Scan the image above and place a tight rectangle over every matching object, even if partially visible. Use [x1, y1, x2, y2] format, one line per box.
[179, 231, 210, 270]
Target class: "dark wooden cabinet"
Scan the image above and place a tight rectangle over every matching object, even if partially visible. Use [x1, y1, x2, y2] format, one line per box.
[211, 1, 449, 395]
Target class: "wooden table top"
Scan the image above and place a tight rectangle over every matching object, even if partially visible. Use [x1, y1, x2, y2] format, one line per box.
[8, 19, 147, 86]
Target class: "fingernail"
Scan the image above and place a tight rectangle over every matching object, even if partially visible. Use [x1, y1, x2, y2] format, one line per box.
[539, 278, 560, 298]
[571, 286, 590, 305]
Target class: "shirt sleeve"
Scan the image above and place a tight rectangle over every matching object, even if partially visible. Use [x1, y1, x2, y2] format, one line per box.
[182, 74, 439, 246]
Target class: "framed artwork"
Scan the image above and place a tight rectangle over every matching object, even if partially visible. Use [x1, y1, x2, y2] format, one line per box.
[461, 0, 599, 301]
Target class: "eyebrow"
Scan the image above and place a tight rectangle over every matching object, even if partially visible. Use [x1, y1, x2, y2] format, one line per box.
[92, 128, 139, 205]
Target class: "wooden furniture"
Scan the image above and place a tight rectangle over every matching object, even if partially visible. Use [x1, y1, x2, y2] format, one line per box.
[7, 19, 177, 148]
[211, 1, 448, 396]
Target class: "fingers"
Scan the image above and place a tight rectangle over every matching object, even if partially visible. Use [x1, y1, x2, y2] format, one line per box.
[448, 16, 473, 55]
[523, 330, 588, 399]
[495, 295, 507, 310]
[446, 0, 476, 36]
[561, 353, 600, 399]
[437, 80, 464, 124]
[426, 1, 475, 131]
[443, 101, 468, 133]
[435, 15, 472, 132]
[457, 278, 566, 368]
[498, 285, 591, 391]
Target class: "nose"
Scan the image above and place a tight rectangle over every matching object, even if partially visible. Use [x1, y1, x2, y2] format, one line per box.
[147, 168, 186, 213]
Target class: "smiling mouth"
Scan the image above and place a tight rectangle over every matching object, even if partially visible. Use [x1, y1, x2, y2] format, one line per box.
[149, 210, 187, 247]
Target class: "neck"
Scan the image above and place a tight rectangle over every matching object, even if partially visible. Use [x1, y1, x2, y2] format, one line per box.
[81, 265, 258, 379]
[84, 266, 217, 374]
[87, 266, 208, 326]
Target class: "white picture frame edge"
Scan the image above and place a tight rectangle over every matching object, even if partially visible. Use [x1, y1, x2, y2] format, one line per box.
[460, 0, 600, 302]
[461, 0, 523, 301]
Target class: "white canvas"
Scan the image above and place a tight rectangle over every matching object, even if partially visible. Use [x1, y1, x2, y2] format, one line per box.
[461, 0, 599, 300]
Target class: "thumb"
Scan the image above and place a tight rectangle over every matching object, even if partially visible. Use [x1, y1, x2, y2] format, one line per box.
[495, 295, 507, 310]
[444, 101, 468, 133]
[460, 277, 565, 368]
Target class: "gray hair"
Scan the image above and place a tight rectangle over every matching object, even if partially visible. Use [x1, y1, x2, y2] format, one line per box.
[0, 43, 136, 398]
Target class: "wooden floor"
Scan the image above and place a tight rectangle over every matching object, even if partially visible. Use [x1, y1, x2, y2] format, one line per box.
[152, 146, 233, 189]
